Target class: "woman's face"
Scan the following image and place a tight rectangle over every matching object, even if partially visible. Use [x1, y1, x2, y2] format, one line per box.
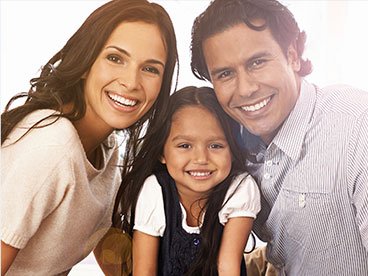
[82, 21, 167, 136]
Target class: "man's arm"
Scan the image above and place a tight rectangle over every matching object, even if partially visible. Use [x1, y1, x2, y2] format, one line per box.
[349, 111, 368, 250]
[217, 217, 254, 275]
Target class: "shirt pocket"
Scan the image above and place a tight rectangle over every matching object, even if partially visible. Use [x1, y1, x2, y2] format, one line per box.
[277, 187, 341, 253]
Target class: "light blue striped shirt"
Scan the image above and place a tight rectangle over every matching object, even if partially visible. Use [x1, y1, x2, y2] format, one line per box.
[243, 80, 368, 275]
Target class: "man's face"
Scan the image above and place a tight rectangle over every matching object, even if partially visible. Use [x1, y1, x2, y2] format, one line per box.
[203, 22, 301, 144]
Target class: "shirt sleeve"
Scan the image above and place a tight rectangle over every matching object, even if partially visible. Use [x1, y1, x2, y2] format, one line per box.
[1, 121, 77, 248]
[218, 172, 261, 225]
[133, 175, 166, 237]
[348, 110, 368, 250]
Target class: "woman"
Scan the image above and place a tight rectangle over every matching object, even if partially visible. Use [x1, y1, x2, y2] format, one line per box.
[1, 0, 177, 275]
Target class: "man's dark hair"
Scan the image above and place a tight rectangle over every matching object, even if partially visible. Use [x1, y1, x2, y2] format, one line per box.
[191, 0, 312, 81]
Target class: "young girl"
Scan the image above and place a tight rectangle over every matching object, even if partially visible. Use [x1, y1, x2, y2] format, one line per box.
[115, 86, 260, 275]
[1, 0, 178, 275]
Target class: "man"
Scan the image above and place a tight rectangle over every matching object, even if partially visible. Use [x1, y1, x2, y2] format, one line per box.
[190, 0, 368, 275]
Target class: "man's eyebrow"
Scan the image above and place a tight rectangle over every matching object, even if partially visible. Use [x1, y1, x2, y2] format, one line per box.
[209, 51, 272, 76]
[105, 45, 165, 68]
[246, 51, 272, 63]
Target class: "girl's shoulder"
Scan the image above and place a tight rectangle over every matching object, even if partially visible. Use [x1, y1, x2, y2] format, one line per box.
[231, 172, 258, 188]
[140, 174, 163, 196]
[225, 172, 260, 209]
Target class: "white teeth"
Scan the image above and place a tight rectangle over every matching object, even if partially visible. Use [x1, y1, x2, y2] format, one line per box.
[107, 92, 137, 107]
[241, 97, 271, 112]
[189, 171, 211, 177]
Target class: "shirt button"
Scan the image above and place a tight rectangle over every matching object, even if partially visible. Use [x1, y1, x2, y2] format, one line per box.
[264, 173, 271, 180]
[299, 194, 306, 208]
[193, 238, 200, 246]
[265, 160, 273, 166]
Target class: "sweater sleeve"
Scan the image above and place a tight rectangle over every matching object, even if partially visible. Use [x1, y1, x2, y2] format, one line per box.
[1, 118, 78, 249]
[218, 173, 261, 225]
[133, 175, 166, 237]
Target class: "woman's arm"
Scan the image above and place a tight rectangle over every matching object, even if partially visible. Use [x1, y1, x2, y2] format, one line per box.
[1, 241, 19, 275]
[132, 230, 160, 276]
[217, 217, 254, 275]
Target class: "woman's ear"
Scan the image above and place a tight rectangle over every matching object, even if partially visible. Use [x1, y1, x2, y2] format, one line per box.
[81, 70, 89, 80]
[159, 155, 166, 164]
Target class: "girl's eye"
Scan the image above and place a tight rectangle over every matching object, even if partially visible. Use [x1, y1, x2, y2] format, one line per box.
[107, 54, 123, 64]
[178, 143, 191, 149]
[143, 66, 160, 75]
[209, 143, 224, 149]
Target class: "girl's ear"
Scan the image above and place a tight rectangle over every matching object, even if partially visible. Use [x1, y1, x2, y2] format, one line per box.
[159, 155, 166, 164]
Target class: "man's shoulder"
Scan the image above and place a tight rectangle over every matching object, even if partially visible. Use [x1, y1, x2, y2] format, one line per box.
[315, 84, 368, 119]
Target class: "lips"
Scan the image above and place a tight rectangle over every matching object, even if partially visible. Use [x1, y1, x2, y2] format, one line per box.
[240, 96, 271, 112]
[106, 91, 138, 107]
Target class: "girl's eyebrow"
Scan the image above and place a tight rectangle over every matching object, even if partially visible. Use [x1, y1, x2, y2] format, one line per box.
[171, 135, 227, 142]
[105, 45, 165, 68]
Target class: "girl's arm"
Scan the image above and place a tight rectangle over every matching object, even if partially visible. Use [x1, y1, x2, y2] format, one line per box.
[132, 230, 160, 276]
[1, 241, 19, 275]
[217, 217, 254, 275]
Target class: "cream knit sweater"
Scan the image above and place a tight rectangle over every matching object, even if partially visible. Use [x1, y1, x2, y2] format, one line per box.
[1, 109, 121, 275]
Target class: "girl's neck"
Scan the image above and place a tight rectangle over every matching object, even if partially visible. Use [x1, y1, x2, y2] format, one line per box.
[180, 196, 207, 227]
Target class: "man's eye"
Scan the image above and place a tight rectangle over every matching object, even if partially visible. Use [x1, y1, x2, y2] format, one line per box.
[249, 59, 266, 69]
[217, 70, 232, 79]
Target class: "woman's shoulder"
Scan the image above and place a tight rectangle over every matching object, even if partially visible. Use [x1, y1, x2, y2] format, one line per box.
[4, 109, 80, 147]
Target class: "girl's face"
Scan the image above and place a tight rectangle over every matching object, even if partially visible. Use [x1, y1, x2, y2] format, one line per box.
[82, 21, 167, 136]
[161, 106, 232, 202]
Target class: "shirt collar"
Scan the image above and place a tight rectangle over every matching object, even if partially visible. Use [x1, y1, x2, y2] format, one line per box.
[271, 79, 317, 160]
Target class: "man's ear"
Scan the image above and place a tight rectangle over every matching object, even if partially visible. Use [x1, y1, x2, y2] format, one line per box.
[159, 155, 166, 164]
[287, 44, 301, 72]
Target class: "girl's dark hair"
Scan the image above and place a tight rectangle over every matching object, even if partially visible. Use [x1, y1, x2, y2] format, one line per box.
[116, 86, 246, 274]
[1, 0, 178, 151]
[191, 0, 312, 82]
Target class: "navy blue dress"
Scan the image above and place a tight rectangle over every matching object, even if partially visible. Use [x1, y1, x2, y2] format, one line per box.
[155, 170, 246, 276]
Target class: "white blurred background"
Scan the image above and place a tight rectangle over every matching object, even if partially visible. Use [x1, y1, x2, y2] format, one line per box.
[1, 0, 368, 111]
[1, 0, 368, 274]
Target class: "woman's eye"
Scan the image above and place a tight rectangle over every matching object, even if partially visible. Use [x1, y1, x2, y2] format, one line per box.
[107, 54, 122, 64]
[143, 66, 160, 75]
